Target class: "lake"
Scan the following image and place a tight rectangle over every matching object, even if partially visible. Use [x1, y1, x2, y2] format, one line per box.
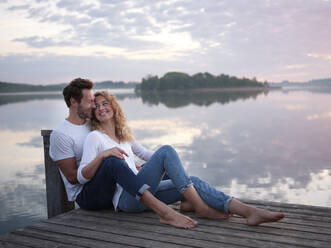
[0, 88, 330, 234]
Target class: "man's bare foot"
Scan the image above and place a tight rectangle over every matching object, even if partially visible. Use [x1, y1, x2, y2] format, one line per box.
[180, 200, 195, 212]
[246, 208, 285, 226]
[159, 208, 198, 229]
[195, 205, 232, 220]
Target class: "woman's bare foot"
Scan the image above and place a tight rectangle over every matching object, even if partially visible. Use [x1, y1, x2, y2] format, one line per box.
[159, 207, 198, 229]
[195, 205, 232, 220]
[246, 208, 285, 226]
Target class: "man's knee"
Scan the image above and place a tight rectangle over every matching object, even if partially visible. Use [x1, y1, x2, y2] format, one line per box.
[190, 176, 201, 184]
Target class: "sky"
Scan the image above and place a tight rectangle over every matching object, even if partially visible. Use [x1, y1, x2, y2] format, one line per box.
[0, 0, 331, 85]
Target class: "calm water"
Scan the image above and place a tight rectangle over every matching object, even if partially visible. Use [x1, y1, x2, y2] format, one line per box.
[0, 88, 330, 234]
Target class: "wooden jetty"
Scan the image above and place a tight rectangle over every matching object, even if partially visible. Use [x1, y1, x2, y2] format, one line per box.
[0, 130, 330, 248]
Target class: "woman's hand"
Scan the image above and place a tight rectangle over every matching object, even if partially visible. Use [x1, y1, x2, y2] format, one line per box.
[99, 147, 128, 160]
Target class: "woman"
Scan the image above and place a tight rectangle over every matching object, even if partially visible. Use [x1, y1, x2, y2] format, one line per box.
[77, 91, 285, 228]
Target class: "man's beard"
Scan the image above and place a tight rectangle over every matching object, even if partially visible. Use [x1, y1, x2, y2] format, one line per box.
[77, 105, 90, 120]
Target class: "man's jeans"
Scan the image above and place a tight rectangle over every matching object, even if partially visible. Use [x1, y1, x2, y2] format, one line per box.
[118, 145, 233, 214]
[76, 157, 150, 210]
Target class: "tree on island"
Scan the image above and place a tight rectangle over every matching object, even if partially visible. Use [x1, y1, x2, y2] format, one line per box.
[136, 72, 268, 91]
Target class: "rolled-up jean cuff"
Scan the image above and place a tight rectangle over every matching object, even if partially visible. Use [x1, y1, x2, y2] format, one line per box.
[135, 184, 150, 201]
[224, 196, 233, 214]
[178, 182, 193, 194]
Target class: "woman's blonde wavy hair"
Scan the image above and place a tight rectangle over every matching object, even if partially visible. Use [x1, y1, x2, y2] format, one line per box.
[90, 91, 134, 143]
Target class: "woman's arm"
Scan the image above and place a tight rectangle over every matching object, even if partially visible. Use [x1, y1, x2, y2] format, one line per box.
[80, 147, 128, 181]
[131, 140, 154, 161]
[77, 132, 128, 184]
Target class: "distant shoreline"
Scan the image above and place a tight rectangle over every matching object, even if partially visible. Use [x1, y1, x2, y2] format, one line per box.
[191, 86, 281, 92]
[0, 88, 135, 95]
[139, 86, 281, 93]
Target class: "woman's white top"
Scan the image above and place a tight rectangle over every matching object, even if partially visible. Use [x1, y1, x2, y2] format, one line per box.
[78, 130, 154, 210]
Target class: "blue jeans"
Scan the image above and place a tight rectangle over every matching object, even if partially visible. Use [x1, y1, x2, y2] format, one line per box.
[76, 157, 150, 210]
[118, 145, 233, 213]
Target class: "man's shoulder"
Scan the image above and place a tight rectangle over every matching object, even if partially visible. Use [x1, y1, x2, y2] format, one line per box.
[53, 120, 69, 133]
[53, 120, 89, 136]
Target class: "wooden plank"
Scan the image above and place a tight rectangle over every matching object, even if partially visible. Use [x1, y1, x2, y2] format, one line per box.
[47, 211, 319, 248]
[12, 228, 132, 248]
[240, 199, 331, 218]
[153, 203, 331, 228]
[24, 222, 194, 248]
[241, 199, 331, 215]
[45, 216, 263, 248]
[75, 208, 331, 236]
[62, 209, 331, 248]
[41, 130, 75, 218]
[0, 239, 31, 248]
[0, 232, 78, 248]
[1, 203, 331, 248]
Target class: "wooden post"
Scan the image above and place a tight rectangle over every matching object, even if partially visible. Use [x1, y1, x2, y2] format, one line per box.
[41, 130, 75, 218]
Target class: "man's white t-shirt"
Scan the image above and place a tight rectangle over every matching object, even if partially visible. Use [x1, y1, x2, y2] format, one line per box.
[49, 120, 90, 201]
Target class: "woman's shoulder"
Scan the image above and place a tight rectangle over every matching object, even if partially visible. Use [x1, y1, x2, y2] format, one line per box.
[85, 130, 104, 141]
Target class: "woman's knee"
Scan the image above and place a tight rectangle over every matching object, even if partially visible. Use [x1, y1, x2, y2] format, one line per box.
[157, 145, 176, 158]
[159, 144, 174, 152]
[102, 157, 128, 172]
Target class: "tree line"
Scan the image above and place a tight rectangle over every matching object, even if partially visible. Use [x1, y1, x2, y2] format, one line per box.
[0, 80, 137, 93]
[136, 72, 268, 91]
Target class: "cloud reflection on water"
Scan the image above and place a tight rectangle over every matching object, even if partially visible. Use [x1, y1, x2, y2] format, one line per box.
[222, 170, 331, 205]
[0, 163, 46, 234]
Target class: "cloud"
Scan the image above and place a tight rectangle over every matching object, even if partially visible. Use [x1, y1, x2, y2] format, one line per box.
[56, 0, 95, 12]
[7, 4, 29, 11]
[13, 36, 74, 48]
[1, 0, 331, 83]
[285, 64, 306, 69]
[307, 53, 331, 61]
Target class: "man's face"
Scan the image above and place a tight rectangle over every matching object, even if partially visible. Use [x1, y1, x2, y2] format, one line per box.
[77, 89, 95, 119]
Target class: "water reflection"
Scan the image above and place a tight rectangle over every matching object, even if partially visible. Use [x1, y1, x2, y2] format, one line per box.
[222, 170, 331, 204]
[0, 164, 46, 234]
[138, 89, 269, 108]
[0, 88, 330, 235]
[0, 93, 63, 106]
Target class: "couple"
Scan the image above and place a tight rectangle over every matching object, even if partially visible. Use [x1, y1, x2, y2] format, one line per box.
[50, 78, 285, 229]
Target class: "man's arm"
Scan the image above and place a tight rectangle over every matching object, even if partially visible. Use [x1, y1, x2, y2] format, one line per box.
[50, 130, 78, 184]
[56, 157, 78, 184]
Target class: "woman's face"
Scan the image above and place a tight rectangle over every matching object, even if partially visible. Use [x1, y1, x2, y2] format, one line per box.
[94, 95, 114, 122]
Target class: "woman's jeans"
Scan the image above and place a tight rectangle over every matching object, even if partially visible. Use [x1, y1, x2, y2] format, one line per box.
[118, 145, 233, 214]
[76, 157, 150, 210]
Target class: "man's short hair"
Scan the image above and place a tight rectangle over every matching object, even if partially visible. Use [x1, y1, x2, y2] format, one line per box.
[63, 78, 93, 107]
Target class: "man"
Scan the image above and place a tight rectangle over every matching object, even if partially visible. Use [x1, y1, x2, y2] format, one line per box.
[49, 78, 96, 202]
[49, 78, 197, 228]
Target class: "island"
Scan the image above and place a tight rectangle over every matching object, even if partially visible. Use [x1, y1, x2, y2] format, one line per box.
[135, 72, 277, 92]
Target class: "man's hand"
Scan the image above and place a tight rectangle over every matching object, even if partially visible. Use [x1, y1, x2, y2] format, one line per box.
[99, 147, 128, 160]
[136, 165, 142, 171]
